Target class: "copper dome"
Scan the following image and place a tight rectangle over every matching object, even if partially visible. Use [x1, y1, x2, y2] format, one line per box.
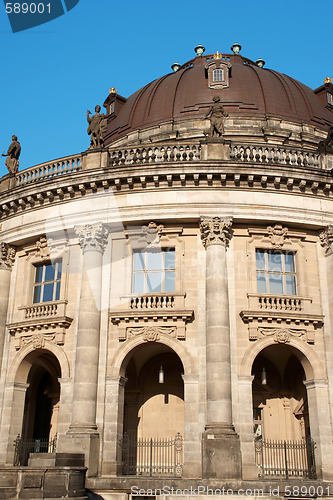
[104, 53, 333, 144]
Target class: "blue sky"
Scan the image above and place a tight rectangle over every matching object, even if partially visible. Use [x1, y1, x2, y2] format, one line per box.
[0, 0, 332, 178]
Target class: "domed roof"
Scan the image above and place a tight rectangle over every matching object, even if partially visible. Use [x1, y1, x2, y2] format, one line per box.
[104, 53, 333, 144]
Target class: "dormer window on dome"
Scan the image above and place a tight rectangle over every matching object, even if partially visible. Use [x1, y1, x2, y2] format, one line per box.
[205, 56, 231, 90]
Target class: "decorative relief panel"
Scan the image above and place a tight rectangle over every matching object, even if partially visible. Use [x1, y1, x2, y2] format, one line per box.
[249, 327, 312, 344]
[127, 326, 177, 342]
[248, 225, 306, 249]
[267, 224, 288, 249]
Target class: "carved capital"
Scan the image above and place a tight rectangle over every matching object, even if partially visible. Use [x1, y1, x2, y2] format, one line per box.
[319, 225, 333, 256]
[200, 217, 233, 248]
[267, 224, 288, 249]
[75, 223, 109, 254]
[0, 242, 16, 270]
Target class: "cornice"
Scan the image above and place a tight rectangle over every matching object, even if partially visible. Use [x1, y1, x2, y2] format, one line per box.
[1, 162, 333, 223]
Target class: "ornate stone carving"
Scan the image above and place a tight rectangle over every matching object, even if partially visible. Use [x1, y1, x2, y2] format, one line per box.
[200, 217, 233, 248]
[140, 221, 164, 247]
[0, 242, 16, 270]
[75, 223, 109, 254]
[36, 236, 50, 258]
[127, 326, 176, 341]
[267, 224, 288, 249]
[87, 105, 107, 149]
[319, 225, 333, 255]
[205, 96, 228, 137]
[257, 327, 307, 343]
[1, 135, 21, 175]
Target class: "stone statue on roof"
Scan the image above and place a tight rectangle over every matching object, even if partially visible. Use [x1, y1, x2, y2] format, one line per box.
[1, 135, 21, 174]
[87, 105, 107, 148]
[205, 96, 228, 137]
[318, 125, 333, 154]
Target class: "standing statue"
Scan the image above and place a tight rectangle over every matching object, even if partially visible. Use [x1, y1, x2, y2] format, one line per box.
[87, 105, 107, 148]
[205, 96, 228, 137]
[2, 135, 21, 174]
[318, 125, 333, 154]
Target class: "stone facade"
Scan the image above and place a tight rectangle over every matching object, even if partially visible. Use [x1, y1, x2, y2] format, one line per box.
[0, 50, 333, 499]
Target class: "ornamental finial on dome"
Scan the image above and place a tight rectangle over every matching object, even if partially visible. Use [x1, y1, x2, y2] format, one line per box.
[324, 76, 332, 84]
[109, 87, 117, 94]
[213, 51, 222, 60]
[231, 42, 242, 54]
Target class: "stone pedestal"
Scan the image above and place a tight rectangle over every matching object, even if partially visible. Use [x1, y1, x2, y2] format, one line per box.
[202, 424, 242, 479]
[200, 139, 231, 161]
[82, 149, 109, 170]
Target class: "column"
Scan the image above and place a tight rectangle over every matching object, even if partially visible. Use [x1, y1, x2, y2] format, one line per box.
[200, 217, 241, 479]
[0, 243, 15, 370]
[64, 223, 108, 475]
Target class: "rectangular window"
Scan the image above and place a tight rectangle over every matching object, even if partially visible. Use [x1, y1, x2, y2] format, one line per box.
[132, 249, 175, 293]
[213, 69, 224, 82]
[33, 261, 62, 303]
[256, 249, 296, 295]
[327, 93, 333, 106]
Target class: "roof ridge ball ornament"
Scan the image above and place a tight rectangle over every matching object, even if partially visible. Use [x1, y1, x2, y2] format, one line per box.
[194, 43, 205, 56]
[231, 42, 242, 54]
[213, 51, 222, 60]
[171, 62, 181, 73]
[324, 76, 332, 84]
[109, 87, 117, 94]
[256, 58, 265, 68]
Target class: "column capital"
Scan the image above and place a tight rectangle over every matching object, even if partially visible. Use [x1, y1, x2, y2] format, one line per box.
[75, 223, 109, 254]
[319, 225, 333, 256]
[0, 242, 16, 270]
[200, 217, 233, 248]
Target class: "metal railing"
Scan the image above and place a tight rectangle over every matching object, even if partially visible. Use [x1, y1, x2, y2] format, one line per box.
[255, 438, 316, 479]
[121, 433, 183, 476]
[13, 434, 57, 466]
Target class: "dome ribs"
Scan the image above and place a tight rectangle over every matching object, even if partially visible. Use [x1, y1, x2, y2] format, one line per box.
[246, 64, 268, 116]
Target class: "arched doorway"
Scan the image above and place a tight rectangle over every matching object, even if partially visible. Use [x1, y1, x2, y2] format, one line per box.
[251, 344, 315, 478]
[121, 343, 184, 476]
[16, 350, 61, 465]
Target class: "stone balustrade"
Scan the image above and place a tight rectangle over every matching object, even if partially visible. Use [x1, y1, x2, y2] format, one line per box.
[19, 300, 67, 320]
[230, 145, 321, 169]
[126, 292, 185, 310]
[247, 293, 312, 313]
[109, 145, 201, 166]
[16, 154, 81, 186]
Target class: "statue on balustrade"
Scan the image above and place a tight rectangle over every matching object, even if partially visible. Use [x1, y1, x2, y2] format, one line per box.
[318, 125, 333, 154]
[87, 105, 107, 148]
[205, 95, 228, 137]
[1, 135, 21, 175]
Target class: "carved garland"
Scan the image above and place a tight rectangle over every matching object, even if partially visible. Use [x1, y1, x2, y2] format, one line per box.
[250, 327, 310, 344]
[127, 326, 176, 342]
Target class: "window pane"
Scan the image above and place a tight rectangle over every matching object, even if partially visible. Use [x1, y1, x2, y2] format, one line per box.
[164, 271, 175, 292]
[256, 251, 265, 271]
[268, 252, 282, 272]
[43, 283, 54, 302]
[55, 281, 61, 300]
[147, 272, 161, 292]
[35, 266, 43, 283]
[257, 273, 266, 293]
[33, 285, 41, 303]
[133, 273, 144, 293]
[284, 253, 295, 273]
[285, 275, 296, 295]
[56, 261, 62, 279]
[269, 274, 283, 294]
[44, 264, 55, 282]
[147, 251, 162, 271]
[134, 252, 144, 271]
[164, 250, 175, 270]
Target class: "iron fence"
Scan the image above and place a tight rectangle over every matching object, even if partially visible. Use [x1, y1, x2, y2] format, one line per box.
[255, 438, 316, 479]
[121, 433, 183, 476]
[13, 434, 57, 466]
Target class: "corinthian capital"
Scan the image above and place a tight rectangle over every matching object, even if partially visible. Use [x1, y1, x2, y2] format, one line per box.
[0, 242, 16, 270]
[75, 223, 109, 254]
[319, 225, 333, 256]
[200, 217, 233, 248]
